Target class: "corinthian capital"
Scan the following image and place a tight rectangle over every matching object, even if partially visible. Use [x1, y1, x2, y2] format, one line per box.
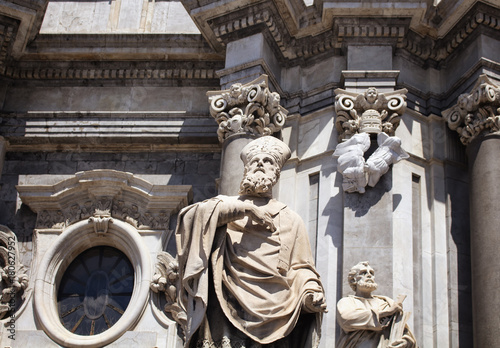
[443, 75, 500, 145]
[334, 87, 408, 141]
[207, 75, 288, 143]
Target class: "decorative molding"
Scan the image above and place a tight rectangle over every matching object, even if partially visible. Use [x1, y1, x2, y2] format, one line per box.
[402, 10, 500, 62]
[334, 87, 408, 141]
[34, 218, 152, 348]
[443, 74, 500, 145]
[17, 170, 193, 230]
[88, 210, 114, 235]
[2, 66, 217, 80]
[207, 74, 288, 142]
[193, 1, 499, 66]
[0, 225, 29, 320]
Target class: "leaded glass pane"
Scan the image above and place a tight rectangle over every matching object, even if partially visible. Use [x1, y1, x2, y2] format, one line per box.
[57, 246, 134, 336]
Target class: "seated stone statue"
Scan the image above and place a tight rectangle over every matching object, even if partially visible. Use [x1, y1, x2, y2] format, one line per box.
[336, 261, 417, 348]
[175, 136, 327, 347]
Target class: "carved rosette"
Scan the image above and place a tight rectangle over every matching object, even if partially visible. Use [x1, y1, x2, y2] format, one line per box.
[150, 251, 187, 332]
[207, 75, 288, 142]
[0, 225, 29, 319]
[334, 87, 408, 140]
[443, 75, 500, 145]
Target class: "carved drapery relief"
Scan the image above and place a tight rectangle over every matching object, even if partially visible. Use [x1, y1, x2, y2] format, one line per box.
[17, 170, 192, 231]
[207, 75, 288, 142]
[443, 75, 500, 145]
[0, 225, 29, 319]
[333, 132, 409, 193]
[334, 87, 408, 141]
[333, 88, 409, 193]
[150, 251, 187, 332]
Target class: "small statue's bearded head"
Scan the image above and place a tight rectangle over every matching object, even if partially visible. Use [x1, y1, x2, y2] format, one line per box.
[348, 261, 378, 294]
[239, 136, 291, 197]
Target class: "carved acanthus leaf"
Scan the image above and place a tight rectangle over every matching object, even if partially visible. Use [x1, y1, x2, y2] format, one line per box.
[207, 75, 288, 142]
[150, 251, 187, 332]
[334, 87, 408, 141]
[443, 75, 500, 145]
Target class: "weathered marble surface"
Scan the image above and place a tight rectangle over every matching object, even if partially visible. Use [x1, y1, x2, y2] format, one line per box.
[154, 136, 327, 347]
[337, 262, 416, 348]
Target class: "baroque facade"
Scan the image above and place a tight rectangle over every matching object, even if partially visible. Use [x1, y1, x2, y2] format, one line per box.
[0, 0, 499, 347]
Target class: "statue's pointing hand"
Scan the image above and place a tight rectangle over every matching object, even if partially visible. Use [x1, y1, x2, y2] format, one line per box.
[303, 292, 327, 313]
[247, 205, 276, 232]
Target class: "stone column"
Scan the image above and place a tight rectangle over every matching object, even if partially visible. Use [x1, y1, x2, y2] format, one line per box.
[207, 75, 288, 195]
[443, 75, 500, 347]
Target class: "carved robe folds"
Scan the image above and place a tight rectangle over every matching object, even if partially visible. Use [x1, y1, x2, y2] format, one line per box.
[175, 196, 324, 347]
[337, 296, 416, 348]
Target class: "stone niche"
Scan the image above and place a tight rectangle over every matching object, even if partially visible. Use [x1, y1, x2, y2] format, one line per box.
[13, 170, 192, 348]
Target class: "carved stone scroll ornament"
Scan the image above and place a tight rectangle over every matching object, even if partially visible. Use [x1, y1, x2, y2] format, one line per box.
[334, 87, 408, 141]
[207, 75, 288, 142]
[443, 75, 500, 145]
[0, 225, 29, 319]
[150, 251, 187, 332]
[333, 87, 409, 193]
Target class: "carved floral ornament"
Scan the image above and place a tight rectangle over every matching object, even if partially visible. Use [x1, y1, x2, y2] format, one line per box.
[207, 75, 288, 142]
[333, 87, 409, 193]
[443, 75, 500, 145]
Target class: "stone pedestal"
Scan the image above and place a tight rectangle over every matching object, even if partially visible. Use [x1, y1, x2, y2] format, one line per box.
[218, 134, 257, 195]
[467, 133, 500, 347]
[342, 171, 394, 296]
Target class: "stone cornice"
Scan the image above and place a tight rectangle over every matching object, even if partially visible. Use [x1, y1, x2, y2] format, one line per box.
[2, 65, 219, 81]
[0, 0, 497, 74]
[17, 169, 193, 230]
[183, 0, 499, 67]
[401, 4, 500, 63]
[443, 74, 500, 145]
[1, 111, 219, 148]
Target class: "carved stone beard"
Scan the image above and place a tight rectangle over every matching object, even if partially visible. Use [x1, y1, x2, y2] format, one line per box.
[239, 169, 279, 197]
[357, 280, 378, 293]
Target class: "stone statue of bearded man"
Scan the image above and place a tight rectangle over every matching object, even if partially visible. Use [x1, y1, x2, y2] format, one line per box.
[174, 136, 327, 347]
[336, 262, 417, 348]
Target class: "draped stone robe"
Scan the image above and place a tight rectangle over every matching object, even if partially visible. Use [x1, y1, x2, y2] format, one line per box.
[336, 295, 416, 348]
[175, 195, 324, 347]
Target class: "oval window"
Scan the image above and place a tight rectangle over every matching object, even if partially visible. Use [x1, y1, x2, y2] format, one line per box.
[57, 246, 134, 336]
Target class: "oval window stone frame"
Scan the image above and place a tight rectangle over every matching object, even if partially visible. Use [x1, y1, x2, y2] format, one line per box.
[34, 219, 152, 348]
